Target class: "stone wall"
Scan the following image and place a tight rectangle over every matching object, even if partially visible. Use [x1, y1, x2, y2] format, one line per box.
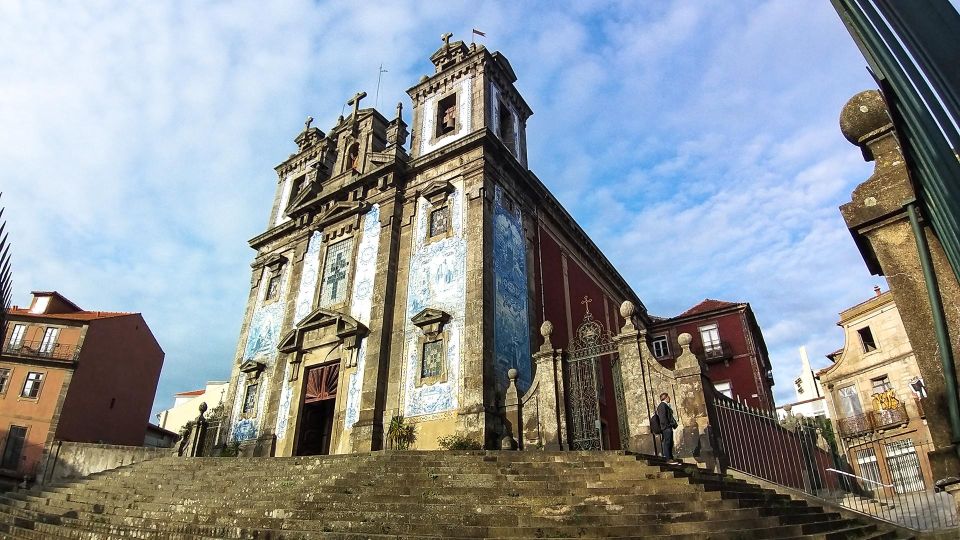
[36, 441, 172, 485]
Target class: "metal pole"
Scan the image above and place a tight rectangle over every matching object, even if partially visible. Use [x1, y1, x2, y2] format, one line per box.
[908, 202, 960, 452]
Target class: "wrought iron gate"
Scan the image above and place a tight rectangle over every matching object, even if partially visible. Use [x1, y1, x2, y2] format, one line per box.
[566, 297, 619, 450]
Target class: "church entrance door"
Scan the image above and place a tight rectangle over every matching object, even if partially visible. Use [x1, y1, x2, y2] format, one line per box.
[295, 362, 340, 456]
[566, 297, 621, 450]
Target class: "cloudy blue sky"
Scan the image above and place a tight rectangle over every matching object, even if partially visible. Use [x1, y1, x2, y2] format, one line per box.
[2, 0, 895, 415]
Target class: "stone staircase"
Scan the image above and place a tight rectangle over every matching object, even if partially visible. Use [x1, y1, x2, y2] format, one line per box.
[0, 451, 912, 539]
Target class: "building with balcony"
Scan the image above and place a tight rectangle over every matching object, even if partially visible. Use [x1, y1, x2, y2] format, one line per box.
[818, 288, 932, 496]
[0, 291, 164, 479]
[649, 299, 775, 409]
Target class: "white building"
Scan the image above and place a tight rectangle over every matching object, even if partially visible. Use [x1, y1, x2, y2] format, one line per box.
[776, 346, 829, 420]
[156, 380, 228, 435]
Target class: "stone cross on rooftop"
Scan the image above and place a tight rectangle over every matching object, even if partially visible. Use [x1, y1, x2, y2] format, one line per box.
[347, 91, 367, 118]
[304, 116, 313, 131]
[441, 32, 453, 48]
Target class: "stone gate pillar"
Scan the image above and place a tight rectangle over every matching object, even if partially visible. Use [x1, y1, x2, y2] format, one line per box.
[673, 333, 719, 471]
[613, 301, 656, 454]
[524, 321, 567, 450]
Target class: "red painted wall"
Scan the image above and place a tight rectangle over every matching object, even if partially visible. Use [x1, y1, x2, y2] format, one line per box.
[55, 314, 164, 445]
[652, 308, 774, 409]
[534, 225, 625, 449]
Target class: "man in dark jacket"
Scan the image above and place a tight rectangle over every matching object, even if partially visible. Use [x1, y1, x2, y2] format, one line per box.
[656, 392, 680, 464]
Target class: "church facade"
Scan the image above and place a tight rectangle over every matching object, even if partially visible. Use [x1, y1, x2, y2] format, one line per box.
[223, 36, 652, 456]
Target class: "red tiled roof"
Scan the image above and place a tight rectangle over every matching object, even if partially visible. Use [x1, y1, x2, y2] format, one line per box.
[175, 389, 205, 397]
[676, 299, 742, 318]
[8, 308, 133, 321]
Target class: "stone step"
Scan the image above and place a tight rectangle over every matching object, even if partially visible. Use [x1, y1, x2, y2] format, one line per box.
[0, 451, 912, 540]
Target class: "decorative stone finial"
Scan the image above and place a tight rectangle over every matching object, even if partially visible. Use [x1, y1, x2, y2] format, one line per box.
[198, 401, 208, 414]
[839, 90, 891, 145]
[540, 320, 553, 338]
[539, 320, 554, 353]
[619, 301, 635, 319]
[678, 333, 692, 347]
[508, 368, 518, 381]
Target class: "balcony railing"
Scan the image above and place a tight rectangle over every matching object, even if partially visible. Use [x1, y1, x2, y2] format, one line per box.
[837, 403, 909, 438]
[2, 339, 79, 362]
[702, 341, 731, 362]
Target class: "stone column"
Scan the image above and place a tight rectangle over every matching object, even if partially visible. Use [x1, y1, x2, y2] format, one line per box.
[838, 90, 960, 480]
[613, 301, 656, 454]
[351, 196, 401, 452]
[672, 333, 719, 471]
[501, 369, 520, 450]
[526, 321, 567, 450]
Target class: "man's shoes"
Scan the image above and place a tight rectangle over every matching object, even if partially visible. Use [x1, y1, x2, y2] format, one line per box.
[667, 459, 683, 465]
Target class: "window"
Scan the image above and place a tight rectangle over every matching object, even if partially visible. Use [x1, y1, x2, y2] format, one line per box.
[429, 207, 449, 238]
[38, 327, 59, 355]
[871, 375, 892, 394]
[838, 385, 863, 417]
[21, 371, 44, 399]
[0, 368, 10, 394]
[436, 93, 457, 137]
[858, 326, 877, 352]
[498, 100, 516, 154]
[0, 426, 27, 470]
[8, 324, 25, 349]
[652, 336, 669, 358]
[242, 383, 258, 414]
[319, 238, 353, 307]
[884, 439, 925, 493]
[421, 340, 443, 379]
[265, 274, 281, 301]
[699, 324, 721, 356]
[854, 447, 882, 494]
[714, 380, 733, 399]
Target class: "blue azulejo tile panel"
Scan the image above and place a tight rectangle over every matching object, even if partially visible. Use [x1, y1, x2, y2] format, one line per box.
[403, 190, 466, 418]
[493, 185, 532, 395]
[230, 372, 270, 442]
[345, 204, 381, 429]
[274, 362, 293, 440]
[242, 261, 291, 363]
[294, 231, 323, 324]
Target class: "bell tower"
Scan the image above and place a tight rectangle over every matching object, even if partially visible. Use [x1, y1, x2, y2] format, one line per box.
[407, 33, 532, 167]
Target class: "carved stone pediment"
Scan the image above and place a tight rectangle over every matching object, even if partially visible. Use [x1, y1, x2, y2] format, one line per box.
[239, 361, 266, 380]
[278, 307, 368, 355]
[318, 200, 368, 227]
[263, 254, 287, 272]
[420, 179, 455, 205]
[287, 180, 321, 215]
[411, 308, 450, 338]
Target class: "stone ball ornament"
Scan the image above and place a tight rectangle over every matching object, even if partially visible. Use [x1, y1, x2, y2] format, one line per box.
[678, 333, 692, 347]
[198, 401, 208, 414]
[619, 300, 635, 319]
[839, 90, 891, 145]
[540, 320, 553, 338]
[508, 368, 518, 380]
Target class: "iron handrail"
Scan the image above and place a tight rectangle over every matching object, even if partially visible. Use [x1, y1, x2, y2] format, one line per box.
[827, 467, 894, 488]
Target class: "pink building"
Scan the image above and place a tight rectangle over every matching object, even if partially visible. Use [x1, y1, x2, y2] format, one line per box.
[0, 292, 164, 479]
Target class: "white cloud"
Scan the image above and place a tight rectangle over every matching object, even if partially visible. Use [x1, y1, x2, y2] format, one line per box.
[0, 0, 891, 413]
